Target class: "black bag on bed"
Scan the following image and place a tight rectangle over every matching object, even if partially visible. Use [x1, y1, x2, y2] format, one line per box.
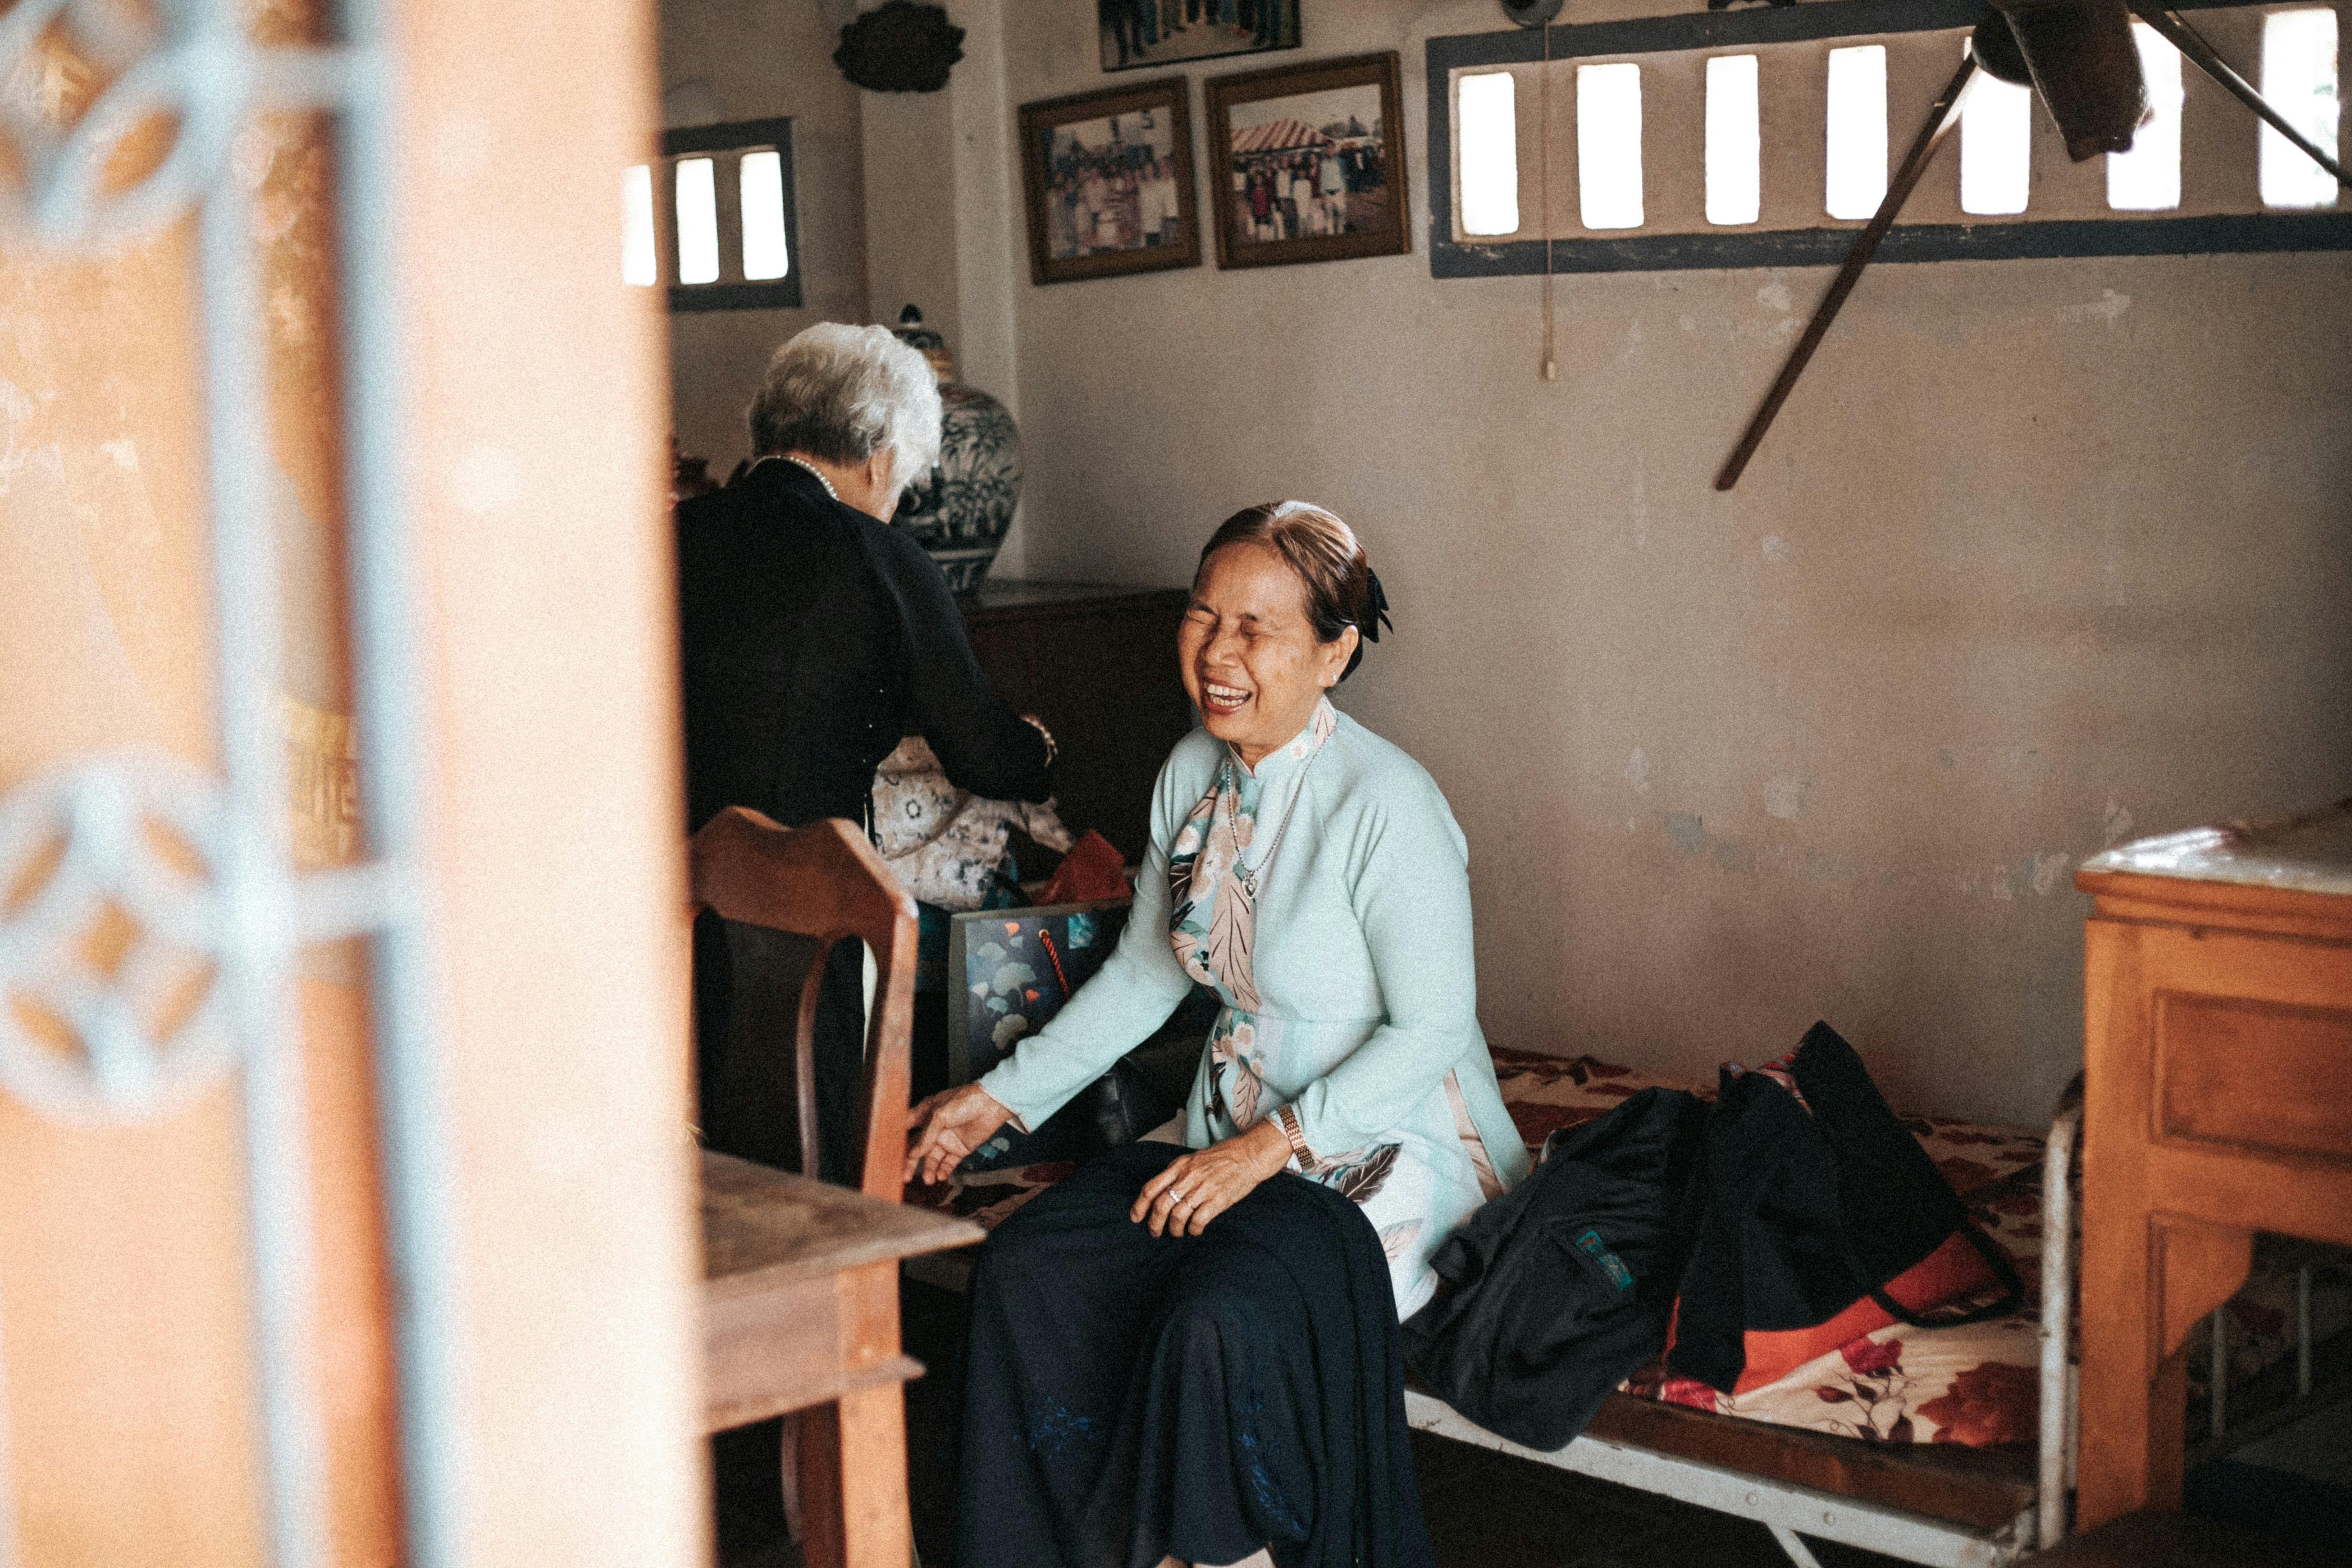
[1402, 1087, 1710, 1450]
[1666, 1020, 2024, 1393]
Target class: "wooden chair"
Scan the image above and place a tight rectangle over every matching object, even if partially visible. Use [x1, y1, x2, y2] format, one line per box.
[689, 807, 919, 1199]
[688, 807, 973, 1568]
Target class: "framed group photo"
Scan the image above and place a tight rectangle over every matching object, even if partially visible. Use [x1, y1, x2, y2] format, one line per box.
[1098, 0, 1301, 72]
[1018, 78, 1203, 286]
[1205, 51, 1407, 270]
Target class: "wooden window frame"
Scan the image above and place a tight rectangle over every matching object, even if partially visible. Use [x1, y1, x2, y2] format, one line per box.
[661, 117, 805, 311]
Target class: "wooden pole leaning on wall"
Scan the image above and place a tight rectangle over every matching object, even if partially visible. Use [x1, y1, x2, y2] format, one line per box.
[1714, 55, 1979, 492]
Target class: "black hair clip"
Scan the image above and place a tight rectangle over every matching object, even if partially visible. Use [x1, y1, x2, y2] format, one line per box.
[1362, 567, 1394, 642]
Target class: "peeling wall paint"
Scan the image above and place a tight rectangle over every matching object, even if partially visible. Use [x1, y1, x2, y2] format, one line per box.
[1660, 807, 2074, 903]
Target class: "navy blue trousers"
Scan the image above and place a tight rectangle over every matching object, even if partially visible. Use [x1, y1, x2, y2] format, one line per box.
[958, 1143, 1435, 1568]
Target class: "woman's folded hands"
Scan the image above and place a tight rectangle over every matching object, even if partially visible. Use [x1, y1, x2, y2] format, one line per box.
[1131, 1119, 1292, 1237]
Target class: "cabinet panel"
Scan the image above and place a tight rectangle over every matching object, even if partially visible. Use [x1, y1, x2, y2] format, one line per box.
[2156, 990, 2352, 1163]
[962, 582, 1196, 864]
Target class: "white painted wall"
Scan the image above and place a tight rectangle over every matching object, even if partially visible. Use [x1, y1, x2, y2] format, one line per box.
[658, 0, 2352, 1127]
[660, 0, 872, 473]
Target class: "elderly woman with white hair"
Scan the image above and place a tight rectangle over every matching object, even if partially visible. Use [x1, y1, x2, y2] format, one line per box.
[677, 321, 1053, 1184]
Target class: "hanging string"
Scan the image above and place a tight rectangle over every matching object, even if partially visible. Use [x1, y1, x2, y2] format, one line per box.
[1539, 17, 1558, 382]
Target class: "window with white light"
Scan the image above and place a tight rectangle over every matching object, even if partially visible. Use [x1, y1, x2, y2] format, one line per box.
[635, 118, 803, 310]
[1706, 55, 1762, 226]
[1459, 72, 1522, 236]
[1959, 43, 2032, 215]
[2260, 8, 2340, 209]
[1433, 9, 2352, 275]
[1825, 45, 1889, 219]
[623, 164, 656, 286]
[1577, 62, 1645, 229]
[2108, 22, 2183, 210]
[739, 150, 792, 280]
[675, 158, 719, 285]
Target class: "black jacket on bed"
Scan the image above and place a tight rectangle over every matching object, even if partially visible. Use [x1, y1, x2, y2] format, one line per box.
[1666, 1021, 2017, 1392]
[1402, 1086, 1709, 1450]
[1406, 1023, 2017, 1443]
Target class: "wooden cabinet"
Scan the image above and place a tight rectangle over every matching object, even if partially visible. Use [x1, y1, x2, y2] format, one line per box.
[960, 580, 1196, 864]
[2073, 802, 2352, 1530]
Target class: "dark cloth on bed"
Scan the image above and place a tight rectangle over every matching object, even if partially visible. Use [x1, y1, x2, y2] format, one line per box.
[960, 1142, 1437, 1568]
[1669, 1021, 2017, 1393]
[676, 457, 1049, 1184]
[1402, 1087, 1708, 1451]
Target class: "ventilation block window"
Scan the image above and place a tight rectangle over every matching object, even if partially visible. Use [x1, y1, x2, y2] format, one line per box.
[1706, 54, 1762, 226]
[623, 164, 657, 286]
[2260, 8, 2341, 209]
[739, 150, 792, 280]
[1959, 43, 2032, 215]
[1577, 61, 1645, 230]
[1825, 44, 1889, 219]
[1459, 72, 1522, 235]
[1430, 4, 2352, 280]
[2108, 22, 2184, 210]
[674, 157, 720, 285]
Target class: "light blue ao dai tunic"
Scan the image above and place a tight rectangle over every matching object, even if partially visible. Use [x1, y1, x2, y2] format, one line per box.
[979, 698, 1531, 1317]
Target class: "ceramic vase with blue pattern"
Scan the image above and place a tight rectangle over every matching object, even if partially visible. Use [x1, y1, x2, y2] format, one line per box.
[890, 306, 1021, 593]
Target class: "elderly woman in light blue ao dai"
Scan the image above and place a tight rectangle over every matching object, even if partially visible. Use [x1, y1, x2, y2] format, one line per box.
[906, 501, 1526, 1568]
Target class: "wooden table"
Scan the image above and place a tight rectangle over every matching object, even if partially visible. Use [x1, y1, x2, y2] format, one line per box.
[2073, 802, 2352, 1530]
[700, 1150, 981, 1568]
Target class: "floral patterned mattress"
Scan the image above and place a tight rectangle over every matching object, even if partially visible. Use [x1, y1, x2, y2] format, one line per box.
[908, 1047, 2352, 1449]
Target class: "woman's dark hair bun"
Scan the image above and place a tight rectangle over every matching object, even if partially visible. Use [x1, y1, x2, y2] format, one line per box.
[1196, 501, 1392, 681]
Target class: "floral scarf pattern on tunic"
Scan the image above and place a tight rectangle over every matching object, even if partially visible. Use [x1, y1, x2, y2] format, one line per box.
[1166, 700, 1336, 1125]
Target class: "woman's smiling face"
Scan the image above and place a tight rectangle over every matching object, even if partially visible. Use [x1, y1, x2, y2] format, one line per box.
[1178, 542, 1357, 769]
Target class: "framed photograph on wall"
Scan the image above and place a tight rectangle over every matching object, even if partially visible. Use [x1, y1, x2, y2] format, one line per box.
[1018, 78, 1203, 286]
[1205, 51, 1407, 270]
[1099, 0, 1301, 73]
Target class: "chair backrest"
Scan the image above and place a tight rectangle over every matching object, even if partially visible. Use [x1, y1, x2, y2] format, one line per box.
[687, 808, 919, 1202]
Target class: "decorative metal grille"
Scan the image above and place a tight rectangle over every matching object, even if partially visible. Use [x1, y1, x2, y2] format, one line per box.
[0, 3, 463, 1567]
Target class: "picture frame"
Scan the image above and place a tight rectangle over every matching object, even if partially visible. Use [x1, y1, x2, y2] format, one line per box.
[1204, 50, 1408, 270]
[1018, 79, 1203, 286]
[1098, 0, 1301, 74]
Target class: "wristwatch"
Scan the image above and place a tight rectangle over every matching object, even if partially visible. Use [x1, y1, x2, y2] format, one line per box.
[1274, 1105, 1319, 1174]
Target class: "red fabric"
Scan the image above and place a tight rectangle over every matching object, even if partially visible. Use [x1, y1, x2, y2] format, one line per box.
[1661, 1229, 2003, 1393]
[1033, 829, 1128, 906]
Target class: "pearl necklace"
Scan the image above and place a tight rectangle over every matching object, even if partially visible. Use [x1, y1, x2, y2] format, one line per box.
[778, 454, 842, 504]
[1221, 740, 1324, 899]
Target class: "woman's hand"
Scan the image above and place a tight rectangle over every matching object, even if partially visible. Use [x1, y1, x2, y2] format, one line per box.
[904, 1083, 1017, 1188]
[1131, 1119, 1293, 1237]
